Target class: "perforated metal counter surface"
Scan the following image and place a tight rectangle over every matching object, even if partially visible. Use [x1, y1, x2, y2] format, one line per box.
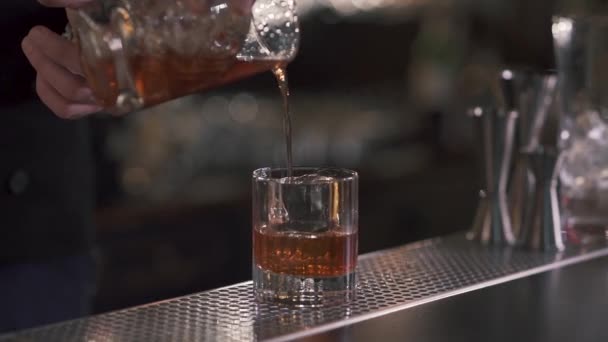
[1, 234, 607, 342]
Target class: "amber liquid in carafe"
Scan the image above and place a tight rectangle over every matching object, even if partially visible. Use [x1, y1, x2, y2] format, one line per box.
[82, 54, 277, 108]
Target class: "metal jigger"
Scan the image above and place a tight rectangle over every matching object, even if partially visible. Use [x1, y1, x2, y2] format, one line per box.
[467, 105, 517, 246]
[511, 72, 564, 251]
[519, 148, 565, 251]
[505, 72, 560, 246]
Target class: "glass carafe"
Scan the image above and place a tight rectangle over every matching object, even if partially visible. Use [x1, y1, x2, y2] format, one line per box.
[553, 16, 608, 245]
[67, 0, 299, 114]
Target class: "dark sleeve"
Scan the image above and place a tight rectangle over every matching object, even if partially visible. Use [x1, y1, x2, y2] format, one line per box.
[0, 3, 68, 105]
[0, 4, 95, 264]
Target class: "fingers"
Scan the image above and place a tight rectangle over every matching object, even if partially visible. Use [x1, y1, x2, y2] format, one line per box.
[36, 75, 102, 119]
[38, 0, 93, 9]
[24, 26, 82, 75]
[22, 26, 102, 118]
[22, 37, 92, 104]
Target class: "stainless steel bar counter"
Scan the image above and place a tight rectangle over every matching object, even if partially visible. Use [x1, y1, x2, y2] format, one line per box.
[1, 234, 607, 342]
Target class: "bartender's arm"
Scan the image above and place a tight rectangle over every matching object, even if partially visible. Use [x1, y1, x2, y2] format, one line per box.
[22, 0, 100, 119]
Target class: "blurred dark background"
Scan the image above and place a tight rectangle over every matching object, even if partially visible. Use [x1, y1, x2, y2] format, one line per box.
[84, 0, 558, 313]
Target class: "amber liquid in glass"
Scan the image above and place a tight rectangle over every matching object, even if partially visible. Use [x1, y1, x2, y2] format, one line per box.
[253, 225, 358, 278]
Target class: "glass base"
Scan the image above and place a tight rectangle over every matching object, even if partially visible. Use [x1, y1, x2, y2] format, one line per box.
[564, 220, 608, 246]
[253, 265, 356, 307]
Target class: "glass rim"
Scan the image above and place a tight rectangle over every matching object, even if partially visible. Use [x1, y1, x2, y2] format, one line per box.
[252, 167, 358, 182]
[552, 14, 608, 25]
